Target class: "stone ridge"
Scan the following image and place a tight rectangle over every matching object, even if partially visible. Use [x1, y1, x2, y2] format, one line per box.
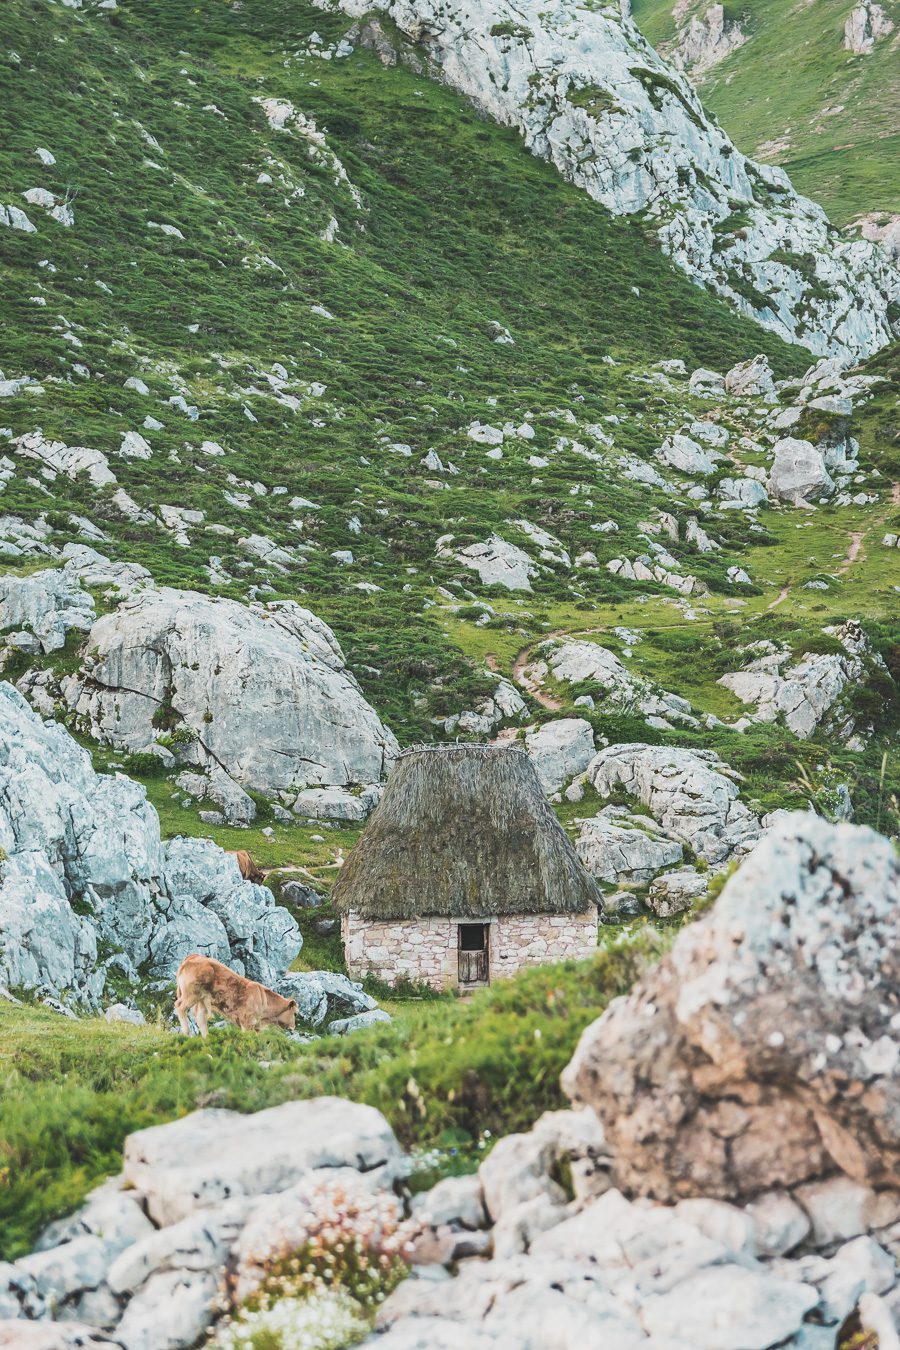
[337, 0, 899, 359]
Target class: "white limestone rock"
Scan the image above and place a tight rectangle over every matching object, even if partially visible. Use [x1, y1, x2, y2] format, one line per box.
[524, 718, 595, 794]
[575, 808, 683, 885]
[672, 3, 746, 74]
[60, 545, 152, 597]
[717, 476, 769, 509]
[0, 1324, 120, 1348]
[646, 866, 708, 917]
[724, 354, 777, 399]
[438, 533, 536, 591]
[412, 1174, 487, 1232]
[844, 0, 894, 52]
[292, 783, 383, 821]
[745, 1190, 811, 1257]
[11, 432, 116, 487]
[640, 1265, 818, 1349]
[0, 683, 300, 1002]
[657, 433, 718, 476]
[587, 743, 760, 863]
[122, 1098, 404, 1226]
[793, 1176, 900, 1248]
[718, 625, 866, 738]
[768, 437, 835, 504]
[0, 567, 95, 652]
[274, 970, 377, 1026]
[522, 639, 694, 725]
[113, 1268, 219, 1350]
[689, 367, 725, 395]
[442, 676, 527, 736]
[563, 814, 900, 1202]
[62, 587, 397, 798]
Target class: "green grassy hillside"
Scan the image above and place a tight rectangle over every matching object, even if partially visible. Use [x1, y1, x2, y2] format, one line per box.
[631, 0, 900, 227]
[1, 0, 897, 857]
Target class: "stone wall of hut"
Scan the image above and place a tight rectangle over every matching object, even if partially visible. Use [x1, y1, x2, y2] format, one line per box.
[341, 909, 597, 990]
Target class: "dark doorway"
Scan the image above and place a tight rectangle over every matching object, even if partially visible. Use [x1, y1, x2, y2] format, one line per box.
[458, 923, 489, 986]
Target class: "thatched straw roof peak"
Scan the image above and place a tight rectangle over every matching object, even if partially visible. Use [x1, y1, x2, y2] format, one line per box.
[332, 743, 599, 920]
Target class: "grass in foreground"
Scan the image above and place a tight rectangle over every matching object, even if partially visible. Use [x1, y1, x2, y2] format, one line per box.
[0, 932, 662, 1260]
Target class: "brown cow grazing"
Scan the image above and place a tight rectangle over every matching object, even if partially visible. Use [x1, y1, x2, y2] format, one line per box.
[175, 954, 297, 1037]
[229, 849, 264, 884]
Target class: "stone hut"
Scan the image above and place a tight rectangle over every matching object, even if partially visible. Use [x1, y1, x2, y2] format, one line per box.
[333, 744, 600, 991]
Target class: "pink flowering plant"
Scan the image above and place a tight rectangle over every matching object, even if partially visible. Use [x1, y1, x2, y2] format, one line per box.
[213, 1178, 415, 1347]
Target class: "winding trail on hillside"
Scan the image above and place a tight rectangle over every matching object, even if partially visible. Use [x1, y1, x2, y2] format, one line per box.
[837, 481, 900, 576]
[511, 638, 563, 711]
[767, 584, 791, 611]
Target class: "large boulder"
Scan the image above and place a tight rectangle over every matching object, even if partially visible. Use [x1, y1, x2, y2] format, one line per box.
[657, 434, 718, 477]
[437, 534, 536, 591]
[563, 814, 900, 1202]
[587, 743, 760, 864]
[61, 588, 397, 798]
[0, 568, 95, 654]
[524, 718, 595, 794]
[0, 683, 300, 1004]
[122, 1098, 405, 1225]
[724, 354, 777, 399]
[574, 808, 683, 885]
[767, 437, 835, 505]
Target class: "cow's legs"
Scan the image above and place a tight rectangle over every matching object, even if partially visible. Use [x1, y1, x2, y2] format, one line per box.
[193, 1001, 210, 1038]
[174, 989, 192, 1035]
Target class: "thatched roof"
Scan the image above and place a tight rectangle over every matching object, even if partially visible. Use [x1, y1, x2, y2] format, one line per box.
[332, 744, 600, 920]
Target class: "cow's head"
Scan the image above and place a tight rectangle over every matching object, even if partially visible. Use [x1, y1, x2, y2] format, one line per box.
[275, 997, 298, 1031]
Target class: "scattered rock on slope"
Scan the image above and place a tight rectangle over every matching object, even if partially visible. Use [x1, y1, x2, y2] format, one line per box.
[672, 2, 747, 74]
[61, 587, 397, 808]
[844, 0, 894, 53]
[718, 624, 870, 739]
[0, 568, 95, 654]
[0, 682, 300, 1004]
[563, 813, 900, 1202]
[587, 743, 760, 863]
[767, 437, 835, 505]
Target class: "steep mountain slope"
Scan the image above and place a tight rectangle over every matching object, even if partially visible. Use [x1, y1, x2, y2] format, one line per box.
[335, 0, 899, 357]
[0, 0, 897, 859]
[631, 0, 900, 232]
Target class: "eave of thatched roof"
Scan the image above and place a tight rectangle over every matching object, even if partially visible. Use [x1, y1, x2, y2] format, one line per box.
[332, 744, 600, 920]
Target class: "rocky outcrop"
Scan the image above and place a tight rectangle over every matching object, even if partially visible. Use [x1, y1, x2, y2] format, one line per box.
[575, 807, 683, 884]
[437, 534, 537, 590]
[767, 436, 835, 504]
[61, 588, 397, 805]
[339, 0, 899, 359]
[856, 212, 900, 262]
[844, 0, 894, 53]
[0, 568, 95, 654]
[0, 683, 300, 1004]
[587, 743, 760, 863]
[718, 626, 869, 739]
[1, 1100, 406, 1344]
[524, 638, 696, 727]
[523, 717, 596, 794]
[10, 432, 117, 488]
[672, 3, 746, 75]
[563, 813, 900, 1202]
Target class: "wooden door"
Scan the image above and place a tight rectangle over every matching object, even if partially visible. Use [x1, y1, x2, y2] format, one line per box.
[458, 924, 489, 985]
